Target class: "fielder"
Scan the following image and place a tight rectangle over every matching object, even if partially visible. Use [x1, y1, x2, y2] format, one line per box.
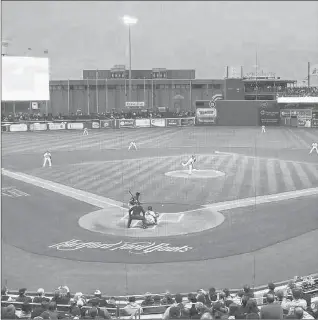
[128, 141, 137, 150]
[43, 150, 52, 167]
[182, 155, 196, 175]
[309, 142, 318, 154]
[261, 125, 266, 133]
[83, 128, 88, 136]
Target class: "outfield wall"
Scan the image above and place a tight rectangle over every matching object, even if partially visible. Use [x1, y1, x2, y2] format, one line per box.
[214, 100, 278, 126]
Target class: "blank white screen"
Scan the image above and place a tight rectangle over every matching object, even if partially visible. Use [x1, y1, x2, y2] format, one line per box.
[1, 56, 50, 101]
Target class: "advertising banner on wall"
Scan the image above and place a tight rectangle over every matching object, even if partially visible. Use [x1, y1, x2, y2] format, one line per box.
[67, 122, 84, 130]
[91, 121, 100, 129]
[312, 119, 318, 127]
[166, 118, 181, 127]
[29, 123, 48, 131]
[181, 118, 195, 126]
[195, 108, 218, 125]
[259, 108, 280, 125]
[100, 120, 114, 129]
[312, 110, 318, 119]
[118, 119, 135, 128]
[298, 118, 312, 128]
[150, 118, 166, 127]
[280, 109, 291, 118]
[9, 124, 28, 132]
[135, 119, 151, 128]
[48, 122, 66, 130]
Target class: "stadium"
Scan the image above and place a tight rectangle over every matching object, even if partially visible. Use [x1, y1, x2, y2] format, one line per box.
[2, 2, 318, 320]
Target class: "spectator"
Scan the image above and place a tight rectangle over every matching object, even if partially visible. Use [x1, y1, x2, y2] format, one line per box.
[16, 301, 32, 319]
[161, 293, 175, 306]
[309, 300, 318, 319]
[281, 289, 307, 314]
[294, 307, 304, 319]
[235, 296, 250, 319]
[32, 301, 49, 319]
[33, 288, 50, 303]
[201, 312, 213, 319]
[40, 302, 59, 320]
[84, 306, 111, 319]
[123, 296, 142, 318]
[141, 293, 155, 307]
[69, 299, 82, 318]
[163, 294, 188, 320]
[275, 290, 285, 304]
[243, 286, 254, 299]
[1, 304, 16, 319]
[15, 288, 32, 303]
[245, 299, 259, 316]
[228, 303, 240, 319]
[260, 294, 283, 320]
[263, 283, 276, 303]
[1, 286, 13, 302]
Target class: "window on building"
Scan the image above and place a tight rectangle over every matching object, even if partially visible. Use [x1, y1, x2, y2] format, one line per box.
[192, 84, 204, 89]
[213, 84, 221, 89]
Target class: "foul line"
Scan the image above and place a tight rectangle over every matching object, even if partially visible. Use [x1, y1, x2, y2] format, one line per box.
[1, 169, 123, 209]
[205, 188, 318, 211]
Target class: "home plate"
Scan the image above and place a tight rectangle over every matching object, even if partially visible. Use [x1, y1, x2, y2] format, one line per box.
[165, 169, 225, 179]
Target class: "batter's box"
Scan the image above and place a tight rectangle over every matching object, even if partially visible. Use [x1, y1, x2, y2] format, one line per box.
[159, 213, 184, 223]
[121, 212, 184, 229]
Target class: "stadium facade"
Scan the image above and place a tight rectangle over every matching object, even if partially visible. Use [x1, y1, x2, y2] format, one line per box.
[1, 66, 297, 116]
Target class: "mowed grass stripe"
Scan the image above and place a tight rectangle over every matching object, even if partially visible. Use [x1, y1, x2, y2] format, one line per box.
[237, 158, 254, 199]
[142, 156, 184, 202]
[218, 154, 241, 201]
[80, 162, 126, 192]
[301, 163, 318, 185]
[228, 155, 250, 200]
[266, 159, 278, 195]
[279, 160, 297, 191]
[70, 163, 115, 189]
[279, 129, 300, 149]
[197, 155, 231, 204]
[298, 128, 318, 143]
[291, 162, 312, 189]
[287, 128, 310, 148]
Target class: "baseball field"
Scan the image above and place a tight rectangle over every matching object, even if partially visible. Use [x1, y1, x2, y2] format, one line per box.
[2, 126, 318, 295]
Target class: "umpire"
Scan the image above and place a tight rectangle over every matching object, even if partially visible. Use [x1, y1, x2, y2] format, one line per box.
[127, 203, 146, 229]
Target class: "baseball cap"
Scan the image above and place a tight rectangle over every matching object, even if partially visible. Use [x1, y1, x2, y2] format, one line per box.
[94, 290, 101, 295]
[37, 288, 45, 294]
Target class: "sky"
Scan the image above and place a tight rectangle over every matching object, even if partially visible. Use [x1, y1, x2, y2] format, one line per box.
[2, 1, 318, 81]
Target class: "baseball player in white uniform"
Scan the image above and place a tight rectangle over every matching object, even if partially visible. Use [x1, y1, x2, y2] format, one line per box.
[261, 125, 266, 133]
[182, 155, 196, 175]
[43, 151, 52, 167]
[144, 206, 159, 227]
[128, 141, 137, 150]
[83, 128, 88, 136]
[309, 142, 318, 154]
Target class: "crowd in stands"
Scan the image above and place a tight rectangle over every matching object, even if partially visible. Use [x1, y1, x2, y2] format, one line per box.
[276, 87, 318, 97]
[1, 110, 195, 123]
[1, 276, 318, 320]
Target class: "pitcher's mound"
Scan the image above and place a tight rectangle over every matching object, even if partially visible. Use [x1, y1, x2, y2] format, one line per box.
[165, 169, 225, 179]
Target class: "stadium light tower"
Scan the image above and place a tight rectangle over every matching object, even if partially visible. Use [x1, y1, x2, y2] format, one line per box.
[122, 15, 138, 102]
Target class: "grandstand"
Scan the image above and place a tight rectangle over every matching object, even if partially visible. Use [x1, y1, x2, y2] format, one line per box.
[2, 275, 318, 319]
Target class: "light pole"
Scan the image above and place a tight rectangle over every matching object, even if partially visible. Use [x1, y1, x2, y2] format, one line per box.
[122, 15, 138, 102]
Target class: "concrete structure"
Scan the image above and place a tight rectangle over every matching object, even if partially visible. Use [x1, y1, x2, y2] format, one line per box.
[1, 66, 296, 116]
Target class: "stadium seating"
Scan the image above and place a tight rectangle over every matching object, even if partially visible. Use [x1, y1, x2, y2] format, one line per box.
[277, 86, 318, 97]
[2, 275, 318, 319]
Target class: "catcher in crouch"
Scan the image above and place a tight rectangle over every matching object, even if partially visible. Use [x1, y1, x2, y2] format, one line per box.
[182, 155, 196, 175]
